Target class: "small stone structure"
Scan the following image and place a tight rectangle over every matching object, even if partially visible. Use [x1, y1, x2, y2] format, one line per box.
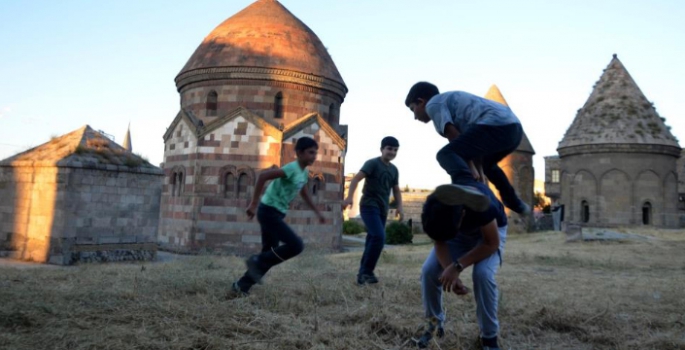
[545, 54, 681, 228]
[0, 125, 163, 265]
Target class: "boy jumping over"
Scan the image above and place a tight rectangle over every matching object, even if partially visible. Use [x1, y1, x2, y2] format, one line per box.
[416, 181, 507, 350]
[405, 82, 529, 215]
[232, 137, 325, 295]
[343, 136, 402, 285]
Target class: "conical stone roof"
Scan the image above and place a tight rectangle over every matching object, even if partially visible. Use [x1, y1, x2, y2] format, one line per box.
[484, 85, 535, 154]
[559, 54, 679, 150]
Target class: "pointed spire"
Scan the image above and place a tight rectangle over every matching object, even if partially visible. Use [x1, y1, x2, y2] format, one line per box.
[483, 85, 535, 154]
[123, 123, 132, 152]
[559, 54, 679, 149]
[484, 84, 509, 106]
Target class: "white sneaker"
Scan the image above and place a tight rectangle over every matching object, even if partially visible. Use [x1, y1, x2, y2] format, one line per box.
[432, 184, 490, 212]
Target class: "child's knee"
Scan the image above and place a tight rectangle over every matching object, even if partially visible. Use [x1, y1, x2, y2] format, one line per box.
[292, 237, 305, 255]
[421, 261, 441, 283]
[472, 265, 496, 285]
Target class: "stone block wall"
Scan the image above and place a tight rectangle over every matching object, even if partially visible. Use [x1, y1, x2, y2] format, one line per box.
[0, 165, 163, 264]
[158, 112, 346, 254]
[397, 192, 430, 233]
[560, 151, 679, 227]
[180, 81, 343, 126]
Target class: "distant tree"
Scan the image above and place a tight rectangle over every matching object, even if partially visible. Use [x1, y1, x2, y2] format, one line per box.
[534, 191, 548, 210]
[404, 184, 410, 192]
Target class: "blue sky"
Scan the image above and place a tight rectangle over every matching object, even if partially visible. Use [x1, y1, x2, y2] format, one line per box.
[1, 0, 684, 189]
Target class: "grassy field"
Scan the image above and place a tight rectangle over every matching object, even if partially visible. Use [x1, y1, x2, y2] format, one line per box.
[1, 229, 685, 350]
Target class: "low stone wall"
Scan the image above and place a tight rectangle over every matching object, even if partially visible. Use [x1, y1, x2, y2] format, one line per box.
[0, 165, 163, 265]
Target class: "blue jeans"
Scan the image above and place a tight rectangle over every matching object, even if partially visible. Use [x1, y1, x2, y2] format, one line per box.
[420, 225, 507, 339]
[358, 206, 387, 276]
[436, 123, 523, 211]
[237, 204, 304, 291]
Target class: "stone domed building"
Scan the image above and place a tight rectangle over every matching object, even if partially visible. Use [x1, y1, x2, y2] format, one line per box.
[545, 55, 681, 227]
[159, 0, 348, 253]
[484, 85, 535, 232]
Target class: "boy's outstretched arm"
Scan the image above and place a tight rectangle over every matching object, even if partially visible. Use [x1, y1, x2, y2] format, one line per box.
[300, 185, 325, 223]
[392, 185, 403, 221]
[342, 171, 367, 209]
[246, 169, 286, 219]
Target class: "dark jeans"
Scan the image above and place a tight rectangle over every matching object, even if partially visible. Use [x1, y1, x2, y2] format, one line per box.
[359, 206, 387, 276]
[436, 123, 523, 211]
[237, 203, 304, 291]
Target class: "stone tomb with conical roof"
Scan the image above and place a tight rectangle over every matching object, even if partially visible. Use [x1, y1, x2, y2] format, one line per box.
[483, 85, 535, 232]
[159, 0, 348, 253]
[0, 126, 163, 264]
[545, 55, 681, 227]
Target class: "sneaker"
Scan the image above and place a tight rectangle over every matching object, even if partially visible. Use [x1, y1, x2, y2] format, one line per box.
[433, 184, 490, 212]
[415, 323, 444, 348]
[357, 273, 379, 285]
[245, 256, 265, 284]
[231, 282, 249, 297]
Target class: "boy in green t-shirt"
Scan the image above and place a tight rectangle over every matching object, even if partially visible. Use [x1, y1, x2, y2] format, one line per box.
[232, 137, 325, 295]
[343, 136, 402, 285]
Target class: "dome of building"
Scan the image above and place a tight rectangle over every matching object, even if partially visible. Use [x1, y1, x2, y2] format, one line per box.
[175, 0, 346, 97]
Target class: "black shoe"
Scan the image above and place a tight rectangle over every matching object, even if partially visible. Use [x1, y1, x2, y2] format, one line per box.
[357, 273, 379, 285]
[245, 256, 265, 284]
[433, 184, 490, 212]
[231, 282, 249, 297]
[415, 323, 444, 348]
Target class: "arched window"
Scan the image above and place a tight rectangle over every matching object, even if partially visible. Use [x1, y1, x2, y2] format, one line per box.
[224, 173, 235, 198]
[642, 202, 652, 225]
[176, 172, 184, 197]
[206, 91, 218, 116]
[581, 200, 589, 223]
[237, 173, 249, 199]
[170, 172, 177, 197]
[328, 103, 335, 124]
[312, 177, 321, 197]
[274, 92, 283, 119]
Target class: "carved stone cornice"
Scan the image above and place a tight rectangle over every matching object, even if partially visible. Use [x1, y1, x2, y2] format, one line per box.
[558, 143, 681, 157]
[175, 67, 348, 100]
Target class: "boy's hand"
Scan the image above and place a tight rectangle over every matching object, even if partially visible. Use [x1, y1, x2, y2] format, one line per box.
[396, 208, 404, 222]
[246, 201, 258, 220]
[439, 265, 469, 295]
[342, 197, 353, 210]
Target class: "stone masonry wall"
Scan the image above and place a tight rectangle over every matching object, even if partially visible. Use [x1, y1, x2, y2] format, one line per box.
[158, 114, 346, 254]
[180, 80, 343, 126]
[560, 151, 679, 227]
[0, 166, 162, 264]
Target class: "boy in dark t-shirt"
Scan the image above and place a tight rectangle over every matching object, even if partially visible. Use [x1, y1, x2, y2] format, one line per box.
[416, 182, 507, 350]
[343, 137, 402, 285]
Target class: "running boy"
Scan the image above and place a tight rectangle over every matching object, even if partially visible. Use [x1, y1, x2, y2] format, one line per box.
[416, 181, 507, 350]
[232, 137, 325, 295]
[343, 136, 402, 285]
[405, 82, 529, 215]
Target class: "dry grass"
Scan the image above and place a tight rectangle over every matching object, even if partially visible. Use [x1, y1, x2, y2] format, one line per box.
[1, 229, 685, 350]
